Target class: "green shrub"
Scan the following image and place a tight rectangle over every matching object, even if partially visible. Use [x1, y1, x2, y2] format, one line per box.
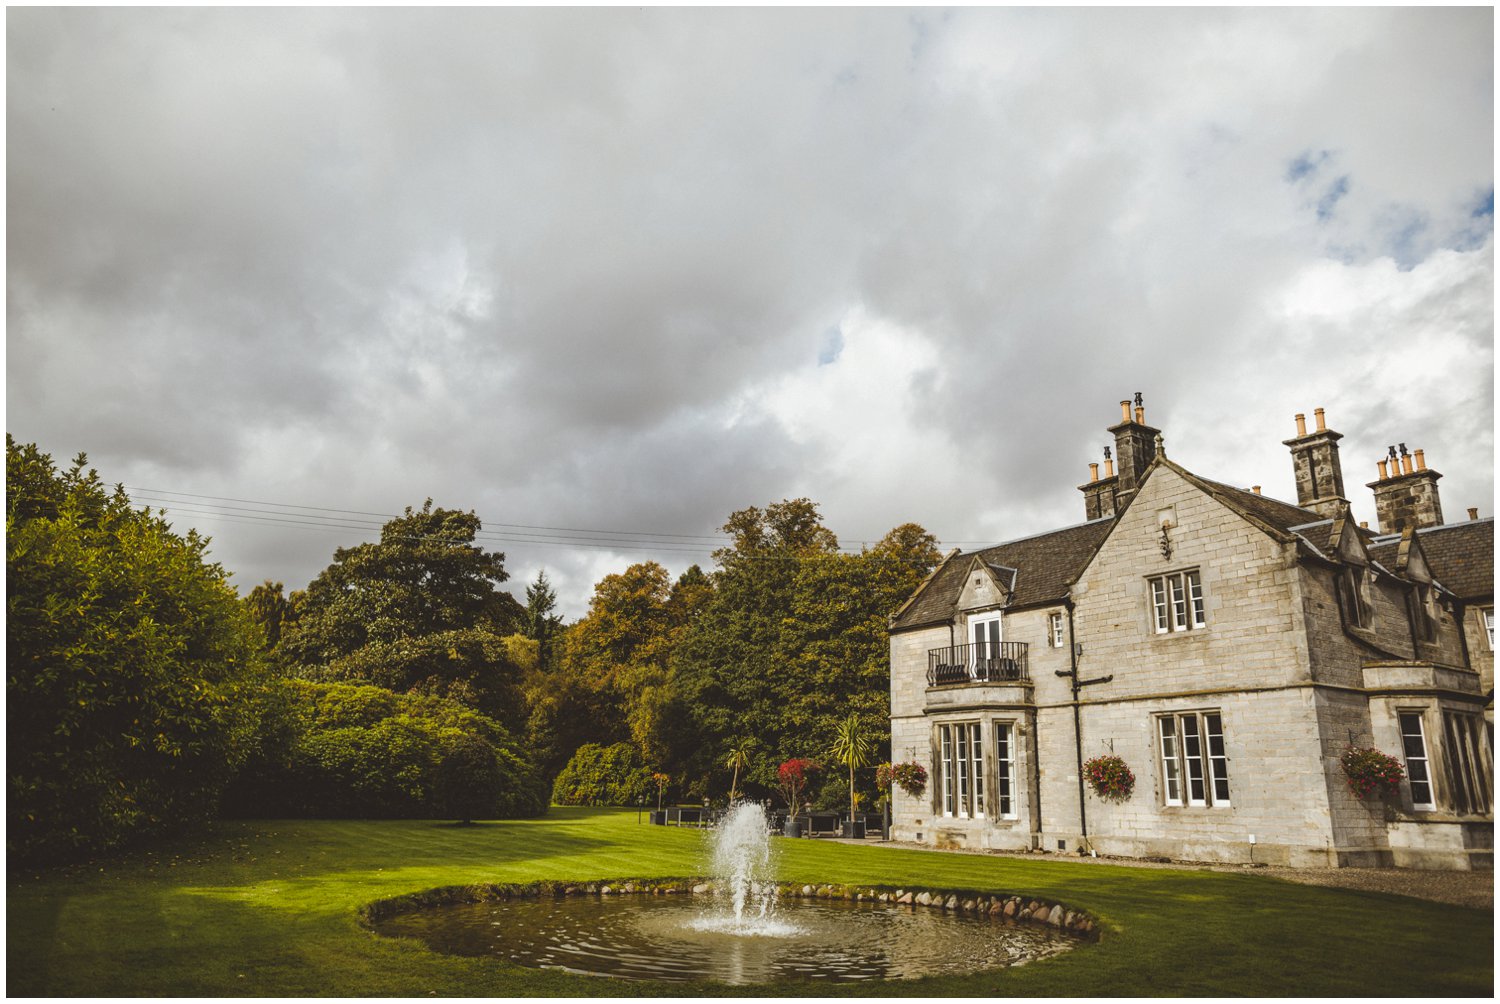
[550, 742, 651, 806]
[7, 439, 267, 861]
[225, 679, 546, 819]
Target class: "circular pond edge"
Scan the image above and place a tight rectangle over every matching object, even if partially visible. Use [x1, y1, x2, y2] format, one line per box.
[360, 878, 1100, 941]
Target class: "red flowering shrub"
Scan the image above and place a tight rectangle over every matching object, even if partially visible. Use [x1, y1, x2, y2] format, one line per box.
[777, 758, 819, 812]
[1340, 746, 1405, 800]
[1083, 754, 1135, 802]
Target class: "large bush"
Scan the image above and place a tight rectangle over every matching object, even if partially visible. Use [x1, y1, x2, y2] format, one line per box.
[225, 680, 547, 820]
[550, 742, 651, 806]
[7, 438, 267, 860]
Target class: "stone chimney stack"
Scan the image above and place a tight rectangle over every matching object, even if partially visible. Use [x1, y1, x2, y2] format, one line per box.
[1282, 407, 1349, 520]
[1108, 393, 1160, 510]
[1079, 445, 1120, 520]
[1367, 443, 1444, 533]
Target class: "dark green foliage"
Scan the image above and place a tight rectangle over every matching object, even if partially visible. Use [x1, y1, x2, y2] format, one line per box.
[433, 733, 505, 824]
[672, 502, 941, 795]
[6, 437, 266, 861]
[522, 568, 564, 672]
[225, 680, 546, 819]
[277, 501, 527, 724]
[549, 741, 651, 806]
[243, 580, 302, 650]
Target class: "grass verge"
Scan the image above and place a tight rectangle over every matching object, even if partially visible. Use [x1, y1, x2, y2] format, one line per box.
[6, 807, 1492, 996]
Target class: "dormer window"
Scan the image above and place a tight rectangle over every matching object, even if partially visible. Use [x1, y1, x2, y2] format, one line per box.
[1339, 563, 1372, 628]
[1409, 584, 1439, 643]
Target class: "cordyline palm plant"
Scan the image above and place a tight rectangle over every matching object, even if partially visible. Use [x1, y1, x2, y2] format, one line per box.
[725, 745, 750, 802]
[829, 713, 875, 825]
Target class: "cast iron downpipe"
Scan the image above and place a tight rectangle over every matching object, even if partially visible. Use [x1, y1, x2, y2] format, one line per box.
[1057, 596, 1112, 853]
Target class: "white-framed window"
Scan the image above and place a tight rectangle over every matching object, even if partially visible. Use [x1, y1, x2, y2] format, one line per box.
[1397, 711, 1435, 810]
[995, 722, 1018, 819]
[1048, 612, 1065, 648]
[1442, 711, 1491, 816]
[1149, 570, 1205, 634]
[938, 722, 985, 819]
[1157, 711, 1230, 807]
[1482, 607, 1494, 650]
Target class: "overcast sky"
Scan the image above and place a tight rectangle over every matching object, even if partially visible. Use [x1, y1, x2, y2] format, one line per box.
[8, 7, 1493, 618]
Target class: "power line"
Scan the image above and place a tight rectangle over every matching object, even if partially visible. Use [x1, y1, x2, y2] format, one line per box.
[116, 485, 1000, 561]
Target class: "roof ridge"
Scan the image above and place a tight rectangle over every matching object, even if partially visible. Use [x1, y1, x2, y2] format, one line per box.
[961, 513, 1115, 557]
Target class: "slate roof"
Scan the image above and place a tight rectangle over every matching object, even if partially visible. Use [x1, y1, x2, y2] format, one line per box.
[1417, 519, 1494, 601]
[889, 517, 1114, 632]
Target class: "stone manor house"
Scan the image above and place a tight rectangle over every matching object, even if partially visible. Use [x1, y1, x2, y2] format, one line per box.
[888, 399, 1493, 869]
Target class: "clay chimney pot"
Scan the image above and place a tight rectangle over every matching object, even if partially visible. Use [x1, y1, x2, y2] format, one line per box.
[1103, 458, 1115, 478]
[1294, 413, 1307, 436]
[1134, 405, 1145, 424]
[1251, 486, 1262, 495]
[1401, 453, 1414, 475]
[1314, 407, 1327, 432]
[1469, 507, 1479, 521]
[1414, 449, 1426, 471]
[1377, 459, 1389, 480]
[1089, 462, 1099, 483]
[1120, 400, 1132, 423]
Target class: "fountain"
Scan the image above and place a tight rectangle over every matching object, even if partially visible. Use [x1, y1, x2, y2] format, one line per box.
[690, 801, 798, 936]
[368, 804, 1090, 983]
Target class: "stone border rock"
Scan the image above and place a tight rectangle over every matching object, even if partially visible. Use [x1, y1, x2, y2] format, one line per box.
[360, 878, 1099, 940]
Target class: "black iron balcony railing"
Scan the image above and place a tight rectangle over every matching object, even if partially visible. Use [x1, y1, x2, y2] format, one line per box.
[926, 641, 1030, 686]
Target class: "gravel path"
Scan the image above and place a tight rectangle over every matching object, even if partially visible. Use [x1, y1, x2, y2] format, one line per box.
[839, 838, 1493, 910]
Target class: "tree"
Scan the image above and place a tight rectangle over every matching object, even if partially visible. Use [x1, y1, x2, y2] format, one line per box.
[433, 733, 505, 825]
[671, 500, 938, 795]
[277, 501, 527, 724]
[243, 580, 302, 650]
[523, 569, 564, 672]
[7, 438, 266, 860]
[279, 500, 521, 666]
[725, 745, 750, 801]
[829, 713, 876, 825]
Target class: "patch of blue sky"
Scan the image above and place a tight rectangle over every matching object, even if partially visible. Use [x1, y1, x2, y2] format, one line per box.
[818, 326, 845, 366]
[1471, 187, 1493, 219]
[1316, 176, 1350, 221]
[1285, 149, 1332, 183]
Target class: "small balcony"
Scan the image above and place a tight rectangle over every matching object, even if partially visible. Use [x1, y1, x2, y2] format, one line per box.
[926, 641, 1030, 687]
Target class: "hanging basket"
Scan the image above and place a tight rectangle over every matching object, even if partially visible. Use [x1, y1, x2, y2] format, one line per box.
[1083, 755, 1135, 802]
[1339, 746, 1405, 800]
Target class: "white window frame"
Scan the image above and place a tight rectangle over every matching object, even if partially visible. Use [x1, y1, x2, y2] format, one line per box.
[938, 722, 985, 819]
[1397, 711, 1435, 810]
[1482, 607, 1494, 651]
[1149, 570, 1205, 634]
[995, 722, 1018, 820]
[969, 612, 1003, 671]
[1157, 711, 1230, 807]
[1048, 611, 1065, 648]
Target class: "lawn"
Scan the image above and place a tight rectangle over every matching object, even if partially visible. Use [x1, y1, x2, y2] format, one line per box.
[6, 807, 1492, 997]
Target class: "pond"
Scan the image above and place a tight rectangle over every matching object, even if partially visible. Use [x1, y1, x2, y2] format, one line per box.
[373, 892, 1084, 984]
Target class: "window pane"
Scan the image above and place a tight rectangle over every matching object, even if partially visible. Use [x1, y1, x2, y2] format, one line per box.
[1181, 715, 1205, 804]
[1205, 713, 1230, 804]
[1152, 578, 1169, 633]
[941, 726, 954, 817]
[956, 725, 970, 816]
[969, 723, 984, 817]
[1187, 571, 1205, 628]
[1398, 712, 1433, 807]
[1169, 574, 1188, 631]
[996, 724, 1013, 817]
[1158, 717, 1181, 804]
